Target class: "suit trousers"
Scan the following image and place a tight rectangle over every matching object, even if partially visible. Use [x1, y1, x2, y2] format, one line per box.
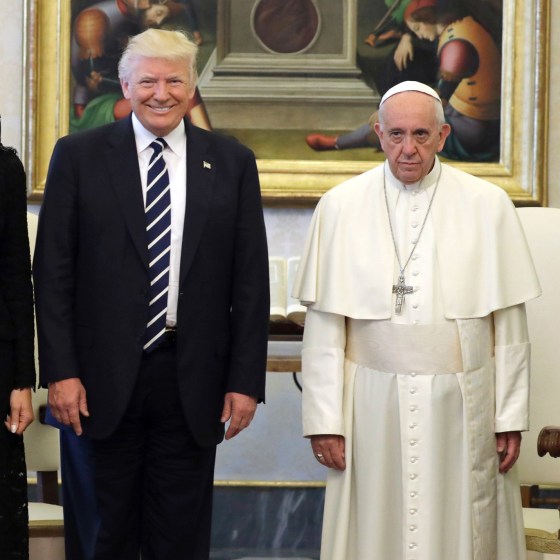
[91, 343, 217, 560]
[45, 406, 99, 560]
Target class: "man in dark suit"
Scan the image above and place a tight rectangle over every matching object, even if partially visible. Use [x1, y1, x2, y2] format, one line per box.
[34, 28, 269, 560]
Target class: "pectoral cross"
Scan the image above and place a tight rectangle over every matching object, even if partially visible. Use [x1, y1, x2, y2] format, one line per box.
[392, 274, 413, 314]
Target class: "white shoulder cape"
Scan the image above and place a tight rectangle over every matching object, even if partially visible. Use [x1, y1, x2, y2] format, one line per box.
[293, 161, 541, 319]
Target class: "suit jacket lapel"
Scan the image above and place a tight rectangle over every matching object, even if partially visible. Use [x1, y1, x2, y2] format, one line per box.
[104, 116, 149, 270]
[180, 120, 214, 285]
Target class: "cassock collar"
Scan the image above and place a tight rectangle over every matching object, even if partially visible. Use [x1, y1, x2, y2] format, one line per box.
[385, 158, 441, 194]
[293, 161, 541, 319]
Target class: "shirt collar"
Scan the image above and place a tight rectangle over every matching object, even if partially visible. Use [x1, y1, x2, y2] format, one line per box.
[131, 113, 187, 157]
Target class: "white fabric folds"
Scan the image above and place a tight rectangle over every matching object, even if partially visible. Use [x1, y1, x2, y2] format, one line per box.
[292, 159, 541, 319]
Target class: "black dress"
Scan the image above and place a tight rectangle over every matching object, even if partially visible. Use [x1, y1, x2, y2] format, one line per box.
[0, 145, 36, 560]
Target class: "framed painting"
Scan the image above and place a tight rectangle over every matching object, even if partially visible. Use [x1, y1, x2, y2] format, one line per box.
[24, 0, 549, 205]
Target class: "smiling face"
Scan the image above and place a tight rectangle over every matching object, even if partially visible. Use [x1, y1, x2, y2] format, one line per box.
[120, 56, 195, 137]
[374, 91, 450, 184]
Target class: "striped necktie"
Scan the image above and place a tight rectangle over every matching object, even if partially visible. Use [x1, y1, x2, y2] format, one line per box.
[143, 138, 171, 352]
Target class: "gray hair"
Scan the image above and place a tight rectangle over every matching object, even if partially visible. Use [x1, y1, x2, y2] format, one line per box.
[118, 28, 198, 87]
[377, 93, 446, 128]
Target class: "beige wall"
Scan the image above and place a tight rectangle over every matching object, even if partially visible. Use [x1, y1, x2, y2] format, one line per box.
[0, 0, 24, 152]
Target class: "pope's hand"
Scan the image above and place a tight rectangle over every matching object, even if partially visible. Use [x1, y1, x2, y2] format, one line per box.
[311, 434, 346, 470]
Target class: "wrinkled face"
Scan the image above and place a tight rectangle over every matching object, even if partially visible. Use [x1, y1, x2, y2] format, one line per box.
[406, 18, 439, 41]
[374, 92, 450, 184]
[121, 56, 195, 137]
[142, 5, 170, 28]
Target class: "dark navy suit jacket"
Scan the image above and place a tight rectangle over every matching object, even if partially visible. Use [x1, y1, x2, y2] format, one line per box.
[34, 116, 269, 445]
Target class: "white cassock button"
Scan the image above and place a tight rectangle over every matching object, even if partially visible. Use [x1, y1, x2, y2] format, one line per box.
[411, 371, 417, 377]
[409, 405, 418, 412]
[410, 457, 418, 464]
[412, 270, 419, 277]
[409, 440, 418, 446]
[412, 253, 420, 260]
[411, 222, 419, 229]
[411, 237, 419, 244]
[411, 205, 419, 212]
[409, 474, 418, 480]
[409, 508, 418, 515]
[409, 423, 418, 429]
[409, 388, 417, 394]
[409, 525, 418, 532]
[412, 303, 419, 309]
[409, 542, 418, 549]
[410, 491, 418, 498]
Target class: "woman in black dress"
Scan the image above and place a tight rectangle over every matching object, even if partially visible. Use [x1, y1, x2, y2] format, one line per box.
[0, 119, 36, 559]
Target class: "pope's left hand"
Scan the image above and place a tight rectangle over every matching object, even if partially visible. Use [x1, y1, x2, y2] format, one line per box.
[221, 392, 257, 440]
[496, 431, 522, 473]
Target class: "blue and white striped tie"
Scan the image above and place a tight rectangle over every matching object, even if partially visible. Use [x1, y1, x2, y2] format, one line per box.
[143, 138, 171, 352]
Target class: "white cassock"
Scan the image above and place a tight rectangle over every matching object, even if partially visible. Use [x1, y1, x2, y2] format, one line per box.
[293, 159, 541, 560]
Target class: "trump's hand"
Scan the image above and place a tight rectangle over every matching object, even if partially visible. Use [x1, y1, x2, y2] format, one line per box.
[48, 377, 89, 436]
[221, 392, 257, 440]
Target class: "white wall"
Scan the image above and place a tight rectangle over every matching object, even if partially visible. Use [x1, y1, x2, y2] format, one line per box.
[0, 0, 24, 152]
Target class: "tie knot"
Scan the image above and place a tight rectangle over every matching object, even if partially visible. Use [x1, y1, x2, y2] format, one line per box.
[150, 138, 167, 155]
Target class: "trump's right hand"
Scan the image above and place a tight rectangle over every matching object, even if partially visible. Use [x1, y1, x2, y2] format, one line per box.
[48, 378, 90, 436]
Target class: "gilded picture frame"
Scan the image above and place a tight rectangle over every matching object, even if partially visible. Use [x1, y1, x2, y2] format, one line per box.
[24, 0, 549, 206]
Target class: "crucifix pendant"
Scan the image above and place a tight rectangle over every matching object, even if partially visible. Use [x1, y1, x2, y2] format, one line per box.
[392, 274, 413, 314]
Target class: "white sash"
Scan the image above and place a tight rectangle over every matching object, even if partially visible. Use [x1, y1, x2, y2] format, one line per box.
[345, 319, 464, 374]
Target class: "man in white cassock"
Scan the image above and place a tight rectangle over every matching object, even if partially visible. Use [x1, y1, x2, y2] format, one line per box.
[292, 81, 541, 560]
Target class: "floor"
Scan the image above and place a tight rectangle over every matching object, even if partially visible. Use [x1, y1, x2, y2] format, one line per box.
[28, 484, 324, 559]
[210, 487, 323, 559]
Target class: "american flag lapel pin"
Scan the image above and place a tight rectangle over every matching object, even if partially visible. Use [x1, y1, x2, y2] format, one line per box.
[203, 161, 212, 170]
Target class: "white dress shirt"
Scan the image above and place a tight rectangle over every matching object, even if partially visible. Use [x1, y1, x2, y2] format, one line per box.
[132, 113, 186, 326]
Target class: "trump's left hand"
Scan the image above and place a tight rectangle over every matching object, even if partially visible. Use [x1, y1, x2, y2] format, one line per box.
[221, 392, 257, 440]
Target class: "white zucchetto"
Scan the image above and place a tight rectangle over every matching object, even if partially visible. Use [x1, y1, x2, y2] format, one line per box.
[380, 81, 442, 106]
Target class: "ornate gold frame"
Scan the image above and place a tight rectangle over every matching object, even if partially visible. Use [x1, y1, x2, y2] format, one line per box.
[25, 0, 550, 205]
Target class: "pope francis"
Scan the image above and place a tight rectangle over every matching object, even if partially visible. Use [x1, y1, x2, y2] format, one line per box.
[293, 81, 541, 560]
